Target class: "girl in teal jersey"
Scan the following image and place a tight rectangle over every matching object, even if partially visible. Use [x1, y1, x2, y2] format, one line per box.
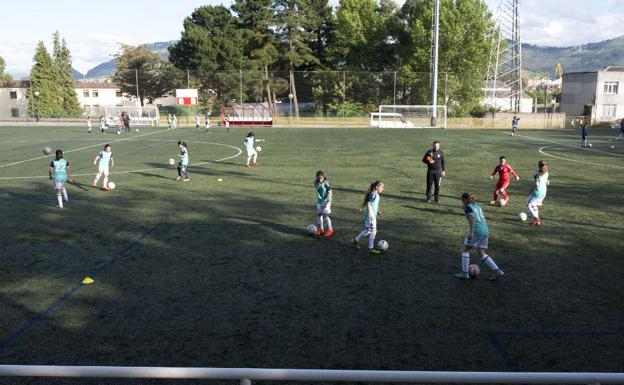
[48, 149, 72, 208]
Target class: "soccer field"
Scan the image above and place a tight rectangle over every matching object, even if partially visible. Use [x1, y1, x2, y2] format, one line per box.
[0, 125, 623, 383]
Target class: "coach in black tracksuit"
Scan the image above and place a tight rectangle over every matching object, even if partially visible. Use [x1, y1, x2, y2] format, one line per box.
[422, 141, 445, 203]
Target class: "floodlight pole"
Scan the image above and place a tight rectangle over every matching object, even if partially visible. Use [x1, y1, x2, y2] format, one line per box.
[431, 0, 440, 127]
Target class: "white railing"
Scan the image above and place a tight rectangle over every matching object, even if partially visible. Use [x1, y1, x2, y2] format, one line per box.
[1, 366, 624, 384]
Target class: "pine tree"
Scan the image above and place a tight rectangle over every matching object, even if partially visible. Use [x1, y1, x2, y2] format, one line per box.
[52, 32, 82, 117]
[0, 56, 13, 81]
[28, 41, 61, 118]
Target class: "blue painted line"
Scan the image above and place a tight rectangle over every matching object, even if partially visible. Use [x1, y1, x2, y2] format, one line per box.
[487, 331, 518, 371]
[0, 223, 162, 351]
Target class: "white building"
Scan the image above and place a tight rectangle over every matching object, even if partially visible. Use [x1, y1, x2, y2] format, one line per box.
[560, 66, 624, 123]
[0, 80, 30, 118]
[481, 81, 533, 113]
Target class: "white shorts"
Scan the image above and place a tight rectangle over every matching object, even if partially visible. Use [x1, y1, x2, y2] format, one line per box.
[364, 218, 377, 231]
[53, 180, 66, 189]
[527, 195, 545, 207]
[98, 165, 109, 174]
[316, 202, 331, 215]
[464, 236, 489, 249]
[246, 149, 257, 157]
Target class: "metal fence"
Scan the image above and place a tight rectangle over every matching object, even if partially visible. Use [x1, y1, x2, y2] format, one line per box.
[1, 366, 624, 384]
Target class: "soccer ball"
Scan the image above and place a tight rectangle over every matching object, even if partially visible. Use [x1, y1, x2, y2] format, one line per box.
[306, 224, 317, 235]
[497, 198, 507, 207]
[135, 129, 139, 132]
[611, 145, 615, 150]
[588, 143, 592, 148]
[256, 146, 262, 152]
[468, 264, 480, 278]
[377, 240, 389, 251]
[518, 212, 528, 221]
[42, 146, 52, 155]
[107, 182, 116, 190]
[117, 131, 121, 135]
[168, 158, 175, 165]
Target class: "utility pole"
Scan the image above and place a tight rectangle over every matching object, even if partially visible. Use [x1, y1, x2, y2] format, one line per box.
[431, 0, 440, 127]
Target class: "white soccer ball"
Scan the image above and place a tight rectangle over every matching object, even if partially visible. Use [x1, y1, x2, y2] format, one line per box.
[518, 212, 528, 221]
[169, 158, 175, 165]
[588, 143, 592, 148]
[135, 129, 139, 132]
[117, 131, 120, 135]
[107, 182, 116, 190]
[468, 264, 480, 278]
[256, 146, 262, 152]
[306, 224, 317, 235]
[377, 240, 389, 251]
[498, 198, 507, 207]
[42, 146, 52, 155]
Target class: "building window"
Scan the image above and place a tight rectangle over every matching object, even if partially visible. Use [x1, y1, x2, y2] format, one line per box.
[603, 82, 619, 95]
[83, 89, 89, 97]
[602, 104, 617, 118]
[11, 108, 19, 117]
[92, 90, 99, 97]
[9, 91, 17, 99]
[115, 90, 122, 97]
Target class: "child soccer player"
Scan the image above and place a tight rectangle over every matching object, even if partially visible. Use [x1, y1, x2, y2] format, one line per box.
[167, 114, 173, 129]
[195, 114, 200, 129]
[243, 132, 265, 167]
[172, 114, 178, 129]
[87, 116, 92, 133]
[581, 123, 589, 148]
[618, 119, 624, 141]
[489, 156, 520, 206]
[176, 141, 189, 181]
[454, 192, 504, 281]
[353, 180, 384, 254]
[511, 114, 520, 136]
[99, 115, 106, 134]
[314, 170, 333, 237]
[527, 160, 549, 226]
[224, 115, 230, 133]
[92, 144, 114, 190]
[48, 149, 72, 208]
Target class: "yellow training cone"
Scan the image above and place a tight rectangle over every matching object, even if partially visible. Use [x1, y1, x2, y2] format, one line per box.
[82, 277, 94, 284]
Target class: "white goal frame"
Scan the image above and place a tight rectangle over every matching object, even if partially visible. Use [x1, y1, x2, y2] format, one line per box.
[103, 105, 160, 127]
[374, 105, 447, 128]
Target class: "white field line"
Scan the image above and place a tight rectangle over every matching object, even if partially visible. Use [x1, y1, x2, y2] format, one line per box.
[517, 133, 624, 158]
[0, 129, 170, 169]
[0, 142, 242, 180]
[538, 146, 624, 170]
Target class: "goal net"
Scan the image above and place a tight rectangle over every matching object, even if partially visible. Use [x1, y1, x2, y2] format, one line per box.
[103, 105, 160, 127]
[220, 103, 273, 127]
[372, 105, 447, 128]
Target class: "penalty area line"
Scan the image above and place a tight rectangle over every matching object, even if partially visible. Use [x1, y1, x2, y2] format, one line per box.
[538, 146, 624, 170]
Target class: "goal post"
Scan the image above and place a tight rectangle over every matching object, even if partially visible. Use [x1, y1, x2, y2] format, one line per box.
[103, 105, 160, 127]
[372, 105, 447, 128]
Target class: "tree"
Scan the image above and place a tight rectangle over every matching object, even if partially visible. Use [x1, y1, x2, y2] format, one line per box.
[52, 32, 81, 117]
[0, 56, 13, 81]
[114, 44, 176, 106]
[397, 0, 495, 115]
[27, 41, 61, 118]
[273, 0, 320, 118]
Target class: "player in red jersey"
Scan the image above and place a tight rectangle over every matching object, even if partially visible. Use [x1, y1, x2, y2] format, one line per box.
[489, 156, 520, 206]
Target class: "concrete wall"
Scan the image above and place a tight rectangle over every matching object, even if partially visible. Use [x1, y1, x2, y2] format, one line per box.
[560, 72, 597, 117]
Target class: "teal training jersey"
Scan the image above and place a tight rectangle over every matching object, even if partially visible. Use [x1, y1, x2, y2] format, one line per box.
[315, 179, 331, 204]
[364, 191, 380, 219]
[531, 171, 549, 198]
[464, 203, 489, 238]
[179, 147, 189, 166]
[50, 159, 68, 182]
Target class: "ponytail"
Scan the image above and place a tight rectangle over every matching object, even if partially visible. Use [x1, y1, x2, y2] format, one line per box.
[361, 180, 382, 209]
[538, 160, 548, 175]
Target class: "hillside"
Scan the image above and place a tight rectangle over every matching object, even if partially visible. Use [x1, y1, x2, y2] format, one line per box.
[522, 35, 624, 75]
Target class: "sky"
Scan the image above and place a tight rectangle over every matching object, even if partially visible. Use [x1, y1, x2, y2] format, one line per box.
[1, 0, 623, 77]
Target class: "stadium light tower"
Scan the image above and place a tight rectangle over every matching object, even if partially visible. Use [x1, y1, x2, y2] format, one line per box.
[431, 0, 440, 127]
[485, 0, 523, 113]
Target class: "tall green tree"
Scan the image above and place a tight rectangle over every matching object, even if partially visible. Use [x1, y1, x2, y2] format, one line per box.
[273, 0, 320, 117]
[27, 41, 61, 118]
[398, 0, 494, 115]
[52, 32, 82, 117]
[114, 44, 177, 106]
[169, 6, 246, 108]
[0, 56, 13, 80]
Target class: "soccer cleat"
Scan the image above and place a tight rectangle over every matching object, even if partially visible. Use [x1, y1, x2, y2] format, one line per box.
[454, 272, 470, 280]
[175, 176, 182, 181]
[488, 269, 505, 281]
[183, 178, 190, 182]
[322, 229, 334, 237]
[531, 218, 541, 227]
[489, 200, 497, 205]
[245, 164, 251, 168]
[314, 228, 324, 236]
[91, 181, 97, 188]
[368, 248, 381, 254]
[102, 187, 110, 192]
[352, 238, 360, 249]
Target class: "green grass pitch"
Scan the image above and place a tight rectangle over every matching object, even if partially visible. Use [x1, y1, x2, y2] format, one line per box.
[0, 125, 623, 383]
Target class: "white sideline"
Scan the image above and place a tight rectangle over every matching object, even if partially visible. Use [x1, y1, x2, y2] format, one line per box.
[0, 366, 623, 383]
[538, 146, 624, 170]
[0, 128, 170, 169]
[517, 133, 624, 159]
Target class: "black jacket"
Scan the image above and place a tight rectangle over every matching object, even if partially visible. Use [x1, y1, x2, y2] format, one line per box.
[422, 149, 445, 172]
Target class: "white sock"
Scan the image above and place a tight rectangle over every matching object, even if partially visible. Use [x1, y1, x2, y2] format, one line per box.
[62, 188, 68, 202]
[461, 252, 470, 273]
[481, 254, 499, 271]
[56, 194, 63, 208]
[94, 173, 101, 183]
[368, 231, 377, 249]
[246, 155, 252, 165]
[252, 154, 257, 164]
[528, 205, 539, 219]
[317, 215, 324, 232]
[103, 175, 109, 188]
[324, 216, 332, 230]
[355, 229, 369, 241]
